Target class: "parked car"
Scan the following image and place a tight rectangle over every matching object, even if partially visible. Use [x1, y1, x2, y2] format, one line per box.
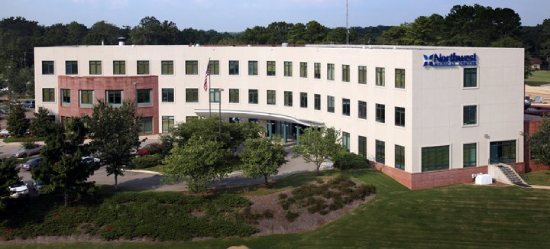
[0, 129, 9, 138]
[12, 145, 42, 158]
[9, 181, 29, 198]
[81, 156, 100, 164]
[21, 157, 42, 171]
[22, 99, 35, 109]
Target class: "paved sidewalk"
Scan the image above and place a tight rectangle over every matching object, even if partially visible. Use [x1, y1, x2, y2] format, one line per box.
[530, 185, 550, 190]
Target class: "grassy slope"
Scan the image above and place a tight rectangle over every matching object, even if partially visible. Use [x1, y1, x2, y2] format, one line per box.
[3, 170, 550, 249]
[525, 70, 550, 86]
[524, 170, 550, 186]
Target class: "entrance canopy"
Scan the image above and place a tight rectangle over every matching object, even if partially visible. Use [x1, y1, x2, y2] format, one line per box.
[194, 109, 324, 127]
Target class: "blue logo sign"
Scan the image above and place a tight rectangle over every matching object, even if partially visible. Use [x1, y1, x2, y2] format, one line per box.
[423, 53, 477, 67]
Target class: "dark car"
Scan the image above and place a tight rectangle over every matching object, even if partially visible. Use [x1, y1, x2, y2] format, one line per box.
[21, 157, 42, 171]
[22, 100, 35, 109]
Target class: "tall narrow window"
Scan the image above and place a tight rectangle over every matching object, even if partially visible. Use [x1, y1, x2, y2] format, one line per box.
[300, 92, 308, 108]
[314, 94, 321, 110]
[42, 61, 54, 75]
[229, 89, 239, 103]
[342, 65, 350, 82]
[327, 63, 335, 80]
[161, 60, 174, 75]
[464, 68, 477, 87]
[185, 60, 198, 75]
[137, 89, 152, 105]
[463, 105, 478, 125]
[395, 68, 405, 88]
[327, 96, 335, 113]
[185, 88, 199, 103]
[209, 88, 221, 103]
[43, 88, 55, 102]
[395, 145, 405, 170]
[139, 117, 153, 134]
[89, 61, 102, 75]
[267, 90, 276, 105]
[248, 89, 258, 104]
[314, 62, 321, 79]
[376, 104, 385, 123]
[395, 107, 405, 127]
[113, 61, 125, 75]
[284, 61, 292, 77]
[284, 91, 293, 107]
[162, 88, 174, 102]
[267, 61, 276, 76]
[248, 61, 258, 75]
[342, 132, 350, 151]
[229, 60, 239, 75]
[300, 62, 307, 78]
[358, 66, 367, 84]
[422, 145, 449, 172]
[137, 60, 149, 75]
[208, 60, 220, 75]
[358, 101, 367, 119]
[162, 116, 175, 133]
[376, 140, 385, 164]
[65, 61, 78, 75]
[463, 143, 477, 167]
[358, 136, 367, 157]
[342, 98, 350, 116]
[375, 67, 385, 86]
[61, 89, 71, 105]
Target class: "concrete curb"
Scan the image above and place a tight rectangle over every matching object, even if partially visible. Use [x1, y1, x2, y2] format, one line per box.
[531, 185, 550, 190]
[125, 169, 164, 175]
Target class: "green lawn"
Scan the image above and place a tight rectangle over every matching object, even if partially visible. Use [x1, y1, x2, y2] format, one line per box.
[523, 170, 550, 186]
[526, 70, 550, 86]
[3, 170, 550, 249]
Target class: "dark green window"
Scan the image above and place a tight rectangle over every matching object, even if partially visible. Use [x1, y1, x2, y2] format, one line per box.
[490, 140, 516, 164]
[43, 88, 55, 102]
[267, 90, 276, 105]
[358, 66, 366, 84]
[248, 61, 258, 75]
[162, 116, 175, 133]
[113, 60, 125, 75]
[358, 136, 367, 157]
[463, 105, 477, 125]
[376, 67, 385, 86]
[61, 89, 70, 104]
[376, 140, 385, 164]
[161, 60, 174, 75]
[229, 60, 239, 75]
[395, 107, 405, 127]
[342, 132, 350, 151]
[422, 145, 449, 172]
[327, 96, 335, 113]
[284, 61, 292, 77]
[185, 60, 198, 75]
[139, 117, 153, 134]
[65, 61, 78, 74]
[395, 145, 405, 170]
[463, 143, 477, 167]
[89, 60, 102, 75]
[106, 90, 122, 105]
[208, 60, 219, 75]
[300, 62, 307, 78]
[376, 104, 385, 123]
[229, 89, 239, 103]
[162, 88, 174, 102]
[300, 92, 307, 108]
[284, 91, 293, 107]
[42, 61, 54, 75]
[314, 94, 321, 110]
[185, 88, 198, 103]
[137, 60, 149, 75]
[342, 98, 350, 116]
[464, 68, 477, 87]
[314, 62, 321, 79]
[327, 63, 334, 80]
[209, 88, 221, 103]
[248, 89, 258, 104]
[358, 101, 367, 119]
[395, 68, 405, 88]
[267, 61, 276, 76]
[137, 89, 152, 105]
[342, 65, 350, 82]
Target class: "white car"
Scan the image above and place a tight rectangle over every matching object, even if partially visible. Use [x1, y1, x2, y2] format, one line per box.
[9, 181, 29, 198]
[0, 129, 9, 138]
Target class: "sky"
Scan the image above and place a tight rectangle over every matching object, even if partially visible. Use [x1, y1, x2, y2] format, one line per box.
[1, 0, 549, 32]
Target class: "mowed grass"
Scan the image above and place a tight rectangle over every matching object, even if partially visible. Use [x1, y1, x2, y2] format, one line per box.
[3, 170, 550, 249]
[523, 170, 550, 186]
[526, 70, 550, 86]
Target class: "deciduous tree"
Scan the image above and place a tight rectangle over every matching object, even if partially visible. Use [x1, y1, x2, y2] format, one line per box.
[530, 116, 550, 166]
[240, 138, 286, 185]
[0, 158, 20, 209]
[293, 127, 343, 174]
[7, 103, 29, 137]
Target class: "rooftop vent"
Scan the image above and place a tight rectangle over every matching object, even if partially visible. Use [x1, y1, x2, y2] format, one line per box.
[118, 37, 126, 46]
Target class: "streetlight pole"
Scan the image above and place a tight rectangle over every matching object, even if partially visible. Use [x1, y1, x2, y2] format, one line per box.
[218, 89, 224, 135]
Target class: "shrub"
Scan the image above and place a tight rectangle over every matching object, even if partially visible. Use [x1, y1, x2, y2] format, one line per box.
[143, 142, 164, 155]
[130, 154, 163, 169]
[285, 211, 300, 222]
[333, 152, 370, 170]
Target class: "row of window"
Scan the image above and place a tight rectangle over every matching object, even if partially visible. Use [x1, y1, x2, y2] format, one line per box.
[43, 88, 153, 107]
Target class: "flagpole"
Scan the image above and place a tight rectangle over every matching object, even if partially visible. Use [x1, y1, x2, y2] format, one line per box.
[208, 58, 212, 117]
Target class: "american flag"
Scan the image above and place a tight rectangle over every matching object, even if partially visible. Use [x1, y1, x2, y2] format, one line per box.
[203, 61, 210, 92]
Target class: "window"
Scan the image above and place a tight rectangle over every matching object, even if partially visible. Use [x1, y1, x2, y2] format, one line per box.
[161, 60, 174, 75]
[375, 67, 385, 86]
[342, 98, 350, 116]
[162, 116, 175, 133]
[300, 92, 308, 108]
[314, 94, 321, 110]
[376, 140, 385, 164]
[137, 89, 152, 105]
[300, 62, 307, 78]
[61, 89, 70, 104]
[79, 90, 93, 107]
[463, 143, 477, 167]
[210, 88, 221, 103]
[284, 91, 293, 107]
[395, 107, 405, 127]
[422, 145, 449, 172]
[89, 61, 102, 75]
[490, 140, 516, 164]
[376, 104, 385, 123]
[139, 117, 153, 134]
[43, 88, 55, 102]
[229, 60, 239, 75]
[42, 61, 54, 75]
[267, 90, 276, 105]
[358, 136, 367, 157]
[113, 61, 125, 75]
[358, 101, 367, 119]
[137, 60, 149, 75]
[395, 68, 405, 88]
[463, 105, 477, 125]
[358, 66, 366, 84]
[327, 96, 335, 113]
[284, 61, 292, 77]
[342, 65, 350, 82]
[106, 90, 122, 105]
[342, 132, 350, 151]
[185, 60, 198, 75]
[65, 61, 78, 75]
[248, 89, 258, 104]
[185, 88, 198, 103]
[327, 63, 335, 80]
[162, 88, 174, 102]
[314, 62, 321, 79]
[464, 68, 477, 87]
[267, 61, 276, 76]
[248, 61, 258, 75]
[395, 145, 405, 170]
[229, 89, 239, 103]
[208, 60, 220, 75]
